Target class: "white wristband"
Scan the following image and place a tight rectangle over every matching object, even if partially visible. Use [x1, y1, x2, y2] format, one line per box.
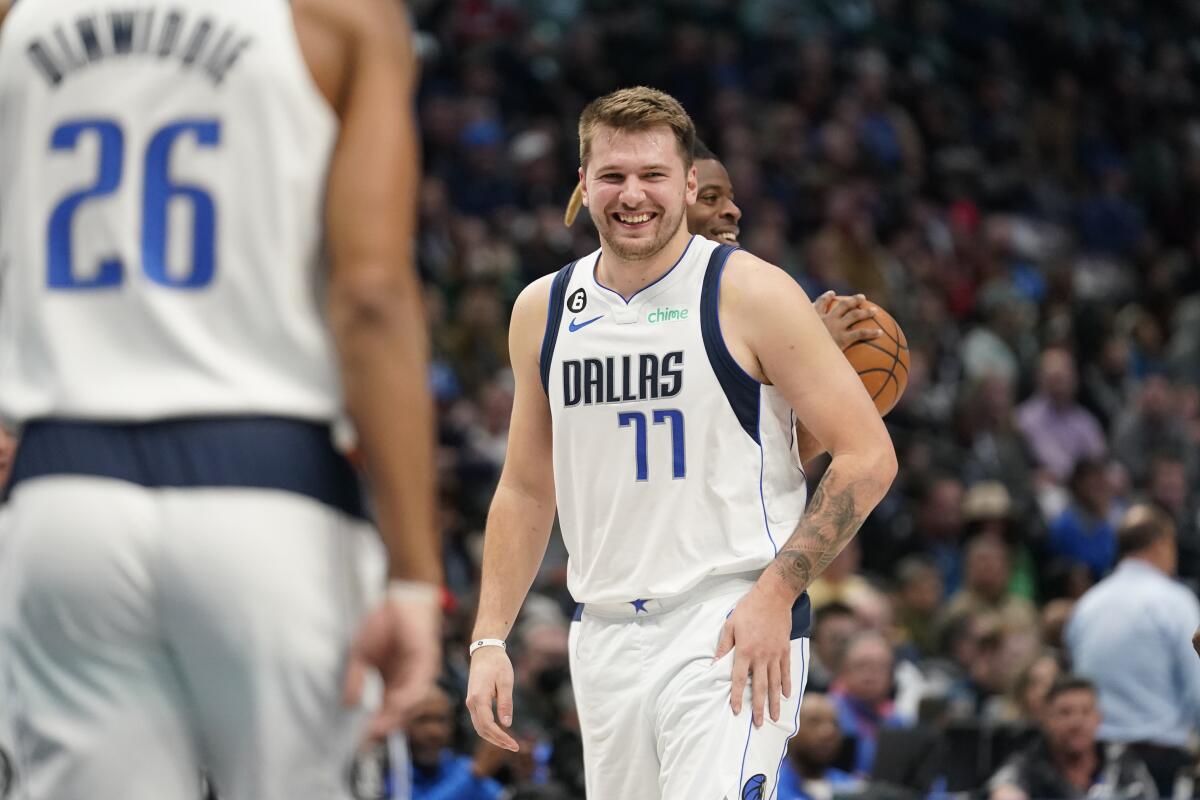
[469, 638, 507, 657]
[386, 580, 441, 606]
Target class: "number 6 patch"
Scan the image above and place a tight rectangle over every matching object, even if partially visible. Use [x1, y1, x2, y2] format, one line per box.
[567, 288, 587, 313]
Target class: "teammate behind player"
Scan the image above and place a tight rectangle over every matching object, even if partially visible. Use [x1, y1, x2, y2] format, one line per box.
[467, 86, 896, 799]
[0, 2, 438, 798]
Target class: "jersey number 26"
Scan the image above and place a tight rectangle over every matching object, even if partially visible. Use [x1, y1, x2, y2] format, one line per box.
[46, 118, 220, 291]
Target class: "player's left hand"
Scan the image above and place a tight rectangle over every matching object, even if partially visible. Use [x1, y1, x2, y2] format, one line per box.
[714, 584, 793, 727]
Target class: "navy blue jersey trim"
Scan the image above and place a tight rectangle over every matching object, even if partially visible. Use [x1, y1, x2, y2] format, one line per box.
[700, 244, 760, 444]
[790, 592, 812, 639]
[539, 260, 578, 395]
[6, 417, 365, 518]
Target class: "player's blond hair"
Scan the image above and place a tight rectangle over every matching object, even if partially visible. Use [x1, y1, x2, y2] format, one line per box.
[568, 86, 696, 226]
[578, 86, 695, 168]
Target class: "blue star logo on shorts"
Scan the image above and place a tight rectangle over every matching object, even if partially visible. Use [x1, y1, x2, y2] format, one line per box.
[631, 599, 648, 614]
[741, 773, 767, 800]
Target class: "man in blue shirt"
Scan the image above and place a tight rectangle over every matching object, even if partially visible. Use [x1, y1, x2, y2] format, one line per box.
[409, 686, 504, 800]
[1066, 503, 1200, 797]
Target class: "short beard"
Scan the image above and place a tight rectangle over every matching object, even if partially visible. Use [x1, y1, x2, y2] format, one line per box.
[594, 201, 686, 262]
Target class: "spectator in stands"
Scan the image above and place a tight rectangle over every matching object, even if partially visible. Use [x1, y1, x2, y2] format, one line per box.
[997, 651, 1061, 726]
[829, 631, 909, 776]
[903, 474, 967, 594]
[987, 675, 1157, 800]
[1016, 348, 1106, 484]
[1066, 504, 1200, 797]
[778, 693, 862, 800]
[408, 686, 504, 800]
[893, 556, 944, 658]
[808, 602, 862, 694]
[1142, 454, 1200, 583]
[943, 532, 1038, 635]
[1111, 375, 1197, 487]
[1047, 457, 1121, 581]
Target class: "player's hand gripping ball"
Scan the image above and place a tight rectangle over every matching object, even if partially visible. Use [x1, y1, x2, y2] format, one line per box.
[842, 302, 909, 415]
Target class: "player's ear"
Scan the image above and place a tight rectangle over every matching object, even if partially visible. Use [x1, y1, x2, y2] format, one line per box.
[685, 163, 698, 205]
[578, 167, 588, 207]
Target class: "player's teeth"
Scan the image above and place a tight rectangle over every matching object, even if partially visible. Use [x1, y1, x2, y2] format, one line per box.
[620, 213, 650, 223]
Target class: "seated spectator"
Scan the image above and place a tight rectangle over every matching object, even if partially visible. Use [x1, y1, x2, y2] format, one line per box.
[408, 686, 504, 800]
[987, 675, 1158, 800]
[893, 556, 944, 658]
[995, 651, 1062, 726]
[1016, 348, 1106, 484]
[829, 631, 910, 776]
[943, 531, 1038, 635]
[808, 602, 862, 694]
[778, 693, 863, 800]
[1047, 457, 1121, 580]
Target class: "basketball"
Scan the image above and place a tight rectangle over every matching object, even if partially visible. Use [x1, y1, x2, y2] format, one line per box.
[844, 302, 909, 416]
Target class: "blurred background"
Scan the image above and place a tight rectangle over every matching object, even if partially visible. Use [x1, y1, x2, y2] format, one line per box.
[399, 0, 1200, 797]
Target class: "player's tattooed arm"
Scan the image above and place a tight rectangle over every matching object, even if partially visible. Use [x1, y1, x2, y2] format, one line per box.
[772, 463, 885, 593]
[718, 251, 896, 601]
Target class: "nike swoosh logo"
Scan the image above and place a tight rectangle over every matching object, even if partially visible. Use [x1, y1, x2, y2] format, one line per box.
[568, 315, 604, 332]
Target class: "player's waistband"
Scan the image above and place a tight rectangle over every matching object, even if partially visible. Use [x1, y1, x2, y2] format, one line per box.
[5, 416, 365, 519]
[572, 570, 812, 639]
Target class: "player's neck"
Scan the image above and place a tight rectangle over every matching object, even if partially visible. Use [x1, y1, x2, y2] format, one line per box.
[596, 226, 694, 301]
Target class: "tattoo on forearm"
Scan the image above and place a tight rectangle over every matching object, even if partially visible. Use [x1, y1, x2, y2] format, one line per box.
[773, 464, 882, 594]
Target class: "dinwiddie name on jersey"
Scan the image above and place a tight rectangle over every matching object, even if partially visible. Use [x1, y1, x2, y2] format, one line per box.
[23, 8, 253, 89]
[562, 351, 683, 407]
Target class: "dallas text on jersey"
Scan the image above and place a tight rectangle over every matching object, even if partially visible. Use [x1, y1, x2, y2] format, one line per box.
[561, 352, 684, 407]
[23, 8, 253, 89]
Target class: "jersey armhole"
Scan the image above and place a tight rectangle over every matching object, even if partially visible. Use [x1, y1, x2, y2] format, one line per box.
[700, 245, 761, 444]
[539, 260, 578, 396]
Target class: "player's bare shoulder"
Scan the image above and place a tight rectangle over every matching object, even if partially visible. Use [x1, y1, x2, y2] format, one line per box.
[509, 273, 557, 370]
[721, 249, 813, 313]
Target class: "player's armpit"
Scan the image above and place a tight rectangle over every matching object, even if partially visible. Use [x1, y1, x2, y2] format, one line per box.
[721, 251, 897, 598]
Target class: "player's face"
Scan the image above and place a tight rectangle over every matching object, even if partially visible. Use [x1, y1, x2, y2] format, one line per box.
[687, 158, 741, 244]
[582, 125, 697, 262]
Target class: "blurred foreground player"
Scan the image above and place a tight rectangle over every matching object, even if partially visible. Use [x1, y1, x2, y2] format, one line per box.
[0, 1, 439, 798]
[467, 86, 896, 799]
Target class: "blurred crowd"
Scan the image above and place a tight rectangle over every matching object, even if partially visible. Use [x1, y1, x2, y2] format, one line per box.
[403, 0, 1200, 798]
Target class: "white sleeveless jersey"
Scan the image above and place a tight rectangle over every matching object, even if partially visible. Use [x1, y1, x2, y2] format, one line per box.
[0, 0, 339, 425]
[542, 236, 808, 603]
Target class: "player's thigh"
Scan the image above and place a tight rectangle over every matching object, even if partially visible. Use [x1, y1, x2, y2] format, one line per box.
[158, 488, 385, 800]
[0, 477, 199, 800]
[659, 637, 810, 800]
[569, 614, 662, 800]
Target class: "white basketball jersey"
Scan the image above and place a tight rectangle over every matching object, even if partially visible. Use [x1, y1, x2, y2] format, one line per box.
[0, 0, 339, 426]
[542, 236, 808, 603]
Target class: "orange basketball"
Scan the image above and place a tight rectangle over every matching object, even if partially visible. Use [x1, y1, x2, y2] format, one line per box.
[843, 302, 909, 416]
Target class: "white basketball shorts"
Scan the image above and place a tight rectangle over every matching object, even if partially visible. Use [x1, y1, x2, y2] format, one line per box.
[569, 572, 811, 800]
[0, 418, 385, 800]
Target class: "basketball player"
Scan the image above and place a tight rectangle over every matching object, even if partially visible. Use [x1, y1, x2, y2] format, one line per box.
[0, 2, 440, 799]
[466, 87, 897, 799]
[568, 139, 888, 467]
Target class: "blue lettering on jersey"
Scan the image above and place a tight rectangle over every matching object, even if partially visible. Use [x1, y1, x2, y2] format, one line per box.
[23, 9, 253, 89]
[561, 351, 683, 407]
